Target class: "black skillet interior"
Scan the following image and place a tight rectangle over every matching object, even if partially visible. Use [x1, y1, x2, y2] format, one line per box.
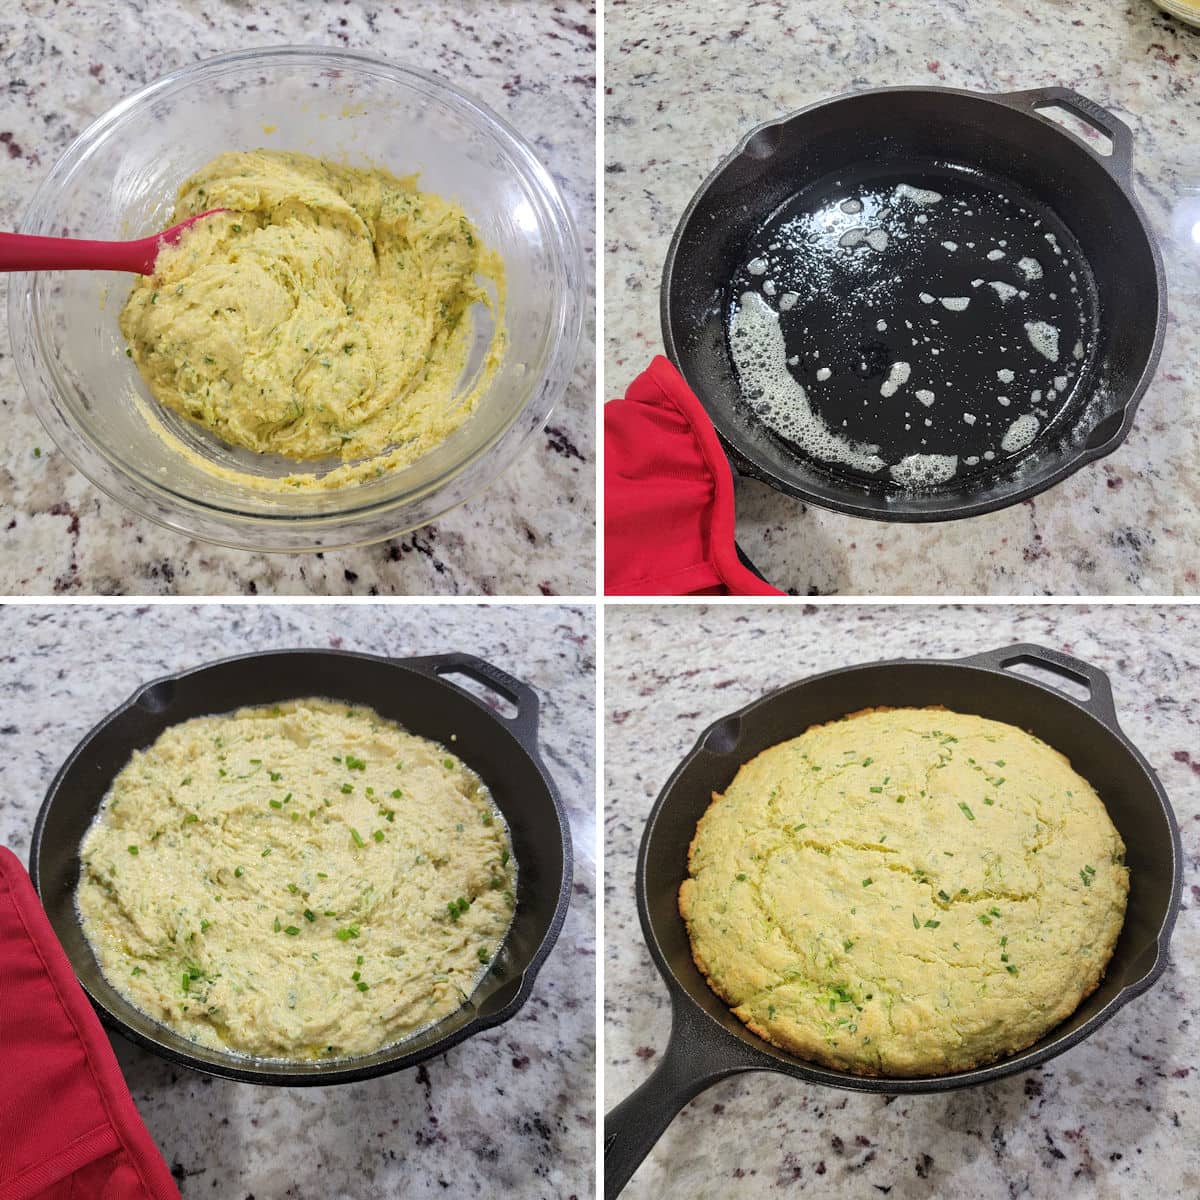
[662, 87, 1166, 521]
[30, 649, 572, 1086]
[605, 644, 1180, 1199]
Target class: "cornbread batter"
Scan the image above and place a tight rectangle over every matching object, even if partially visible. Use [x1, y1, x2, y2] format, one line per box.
[120, 150, 505, 479]
[679, 707, 1128, 1076]
[77, 699, 516, 1060]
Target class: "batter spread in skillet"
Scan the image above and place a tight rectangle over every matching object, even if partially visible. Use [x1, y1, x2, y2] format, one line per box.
[76, 699, 516, 1060]
[119, 150, 505, 482]
[679, 707, 1127, 1076]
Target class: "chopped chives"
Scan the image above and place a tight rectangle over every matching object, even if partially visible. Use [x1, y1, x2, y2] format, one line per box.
[477, 947, 489, 963]
[937, 890, 950, 902]
[269, 799, 282, 809]
[356, 955, 363, 965]
[861, 878, 873, 888]
[341, 783, 353, 795]
[234, 866, 244, 877]
[287, 883, 299, 894]
[345, 755, 367, 771]
[924, 919, 940, 928]
[912, 913, 920, 929]
[127, 845, 139, 855]
[273, 917, 281, 932]
[372, 830, 385, 844]
[352, 970, 360, 981]
[350, 828, 365, 848]
[958, 802, 975, 820]
[443, 758, 454, 769]
[357, 981, 369, 992]
[391, 788, 402, 799]
[183, 813, 199, 823]
[284, 926, 300, 936]
[303, 909, 315, 922]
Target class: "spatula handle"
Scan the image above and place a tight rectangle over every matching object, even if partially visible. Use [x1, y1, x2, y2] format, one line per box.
[0, 230, 157, 275]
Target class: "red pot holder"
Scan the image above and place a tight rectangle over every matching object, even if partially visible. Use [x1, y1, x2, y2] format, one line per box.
[0, 846, 181, 1200]
[604, 356, 784, 596]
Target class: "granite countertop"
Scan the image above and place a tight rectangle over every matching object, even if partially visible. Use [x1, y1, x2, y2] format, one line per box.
[605, 603, 1198, 1198]
[0, 0, 595, 596]
[0, 603, 595, 1198]
[605, 0, 1200, 595]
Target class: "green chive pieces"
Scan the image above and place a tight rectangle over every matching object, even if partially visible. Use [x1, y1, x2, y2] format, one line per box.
[303, 909, 316, 922]
[127, 845, 139, 855]
[862, 878, 874, 888]
[372, 830, 385, 844]
[284, 926, 300, 936]
[477, 946, 489, 963]
[345, 755, 367, 771]
[273, 917, 281, 933]
[350, 827, 365, 848]
[958, 802, 975, 820]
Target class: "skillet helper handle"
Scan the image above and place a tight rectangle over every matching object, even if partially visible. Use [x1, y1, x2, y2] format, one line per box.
[604, 1003, 758, 1199]
[400, 652, 540, 748]
[957, 642, 1118, 726]
[997, 86, 1133, 179]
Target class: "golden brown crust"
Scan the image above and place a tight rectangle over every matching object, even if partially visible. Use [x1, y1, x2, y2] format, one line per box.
[675, 705, 1126, 1079]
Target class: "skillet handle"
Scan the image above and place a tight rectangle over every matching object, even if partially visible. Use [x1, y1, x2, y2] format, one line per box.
[995, 86, 1133, 179]
[604, 1002, 760, 1199]
[956, 642, 1118, 726]
[399, 652, 540, 748]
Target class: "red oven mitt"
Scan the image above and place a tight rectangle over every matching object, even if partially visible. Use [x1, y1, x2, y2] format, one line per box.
[0, 846, 181, 1200]
[604, 356, 784, 595]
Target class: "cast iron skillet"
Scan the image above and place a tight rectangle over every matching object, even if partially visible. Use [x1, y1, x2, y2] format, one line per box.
[605, 644, 1180, 1198]
[662, 87, 1166, 521]
[29, 649, 572, 1086]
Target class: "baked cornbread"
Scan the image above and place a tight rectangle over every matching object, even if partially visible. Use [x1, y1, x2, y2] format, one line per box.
[678, 707, 1128, 1076]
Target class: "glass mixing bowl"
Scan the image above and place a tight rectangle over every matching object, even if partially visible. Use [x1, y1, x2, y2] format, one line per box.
[9, 47, 583, 551]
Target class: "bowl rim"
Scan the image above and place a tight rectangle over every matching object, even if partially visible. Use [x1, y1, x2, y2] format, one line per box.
[9, 45, 585, 552]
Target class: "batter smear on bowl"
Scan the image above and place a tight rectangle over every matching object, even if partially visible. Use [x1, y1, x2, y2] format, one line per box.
[120, 150, 506, 483]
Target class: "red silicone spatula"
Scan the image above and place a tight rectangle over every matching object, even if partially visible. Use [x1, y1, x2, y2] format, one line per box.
[0, 208, 228, 275]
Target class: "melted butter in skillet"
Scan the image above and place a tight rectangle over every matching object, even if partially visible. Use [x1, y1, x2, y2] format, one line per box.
[726, 169, 1097, 491]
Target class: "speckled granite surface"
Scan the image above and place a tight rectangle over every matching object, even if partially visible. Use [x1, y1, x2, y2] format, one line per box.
[604, 0, 1200, 595]
[605, 603, 1198, 1198]
[0, 603, 595, 1199]
[0, 0, 595, 596]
